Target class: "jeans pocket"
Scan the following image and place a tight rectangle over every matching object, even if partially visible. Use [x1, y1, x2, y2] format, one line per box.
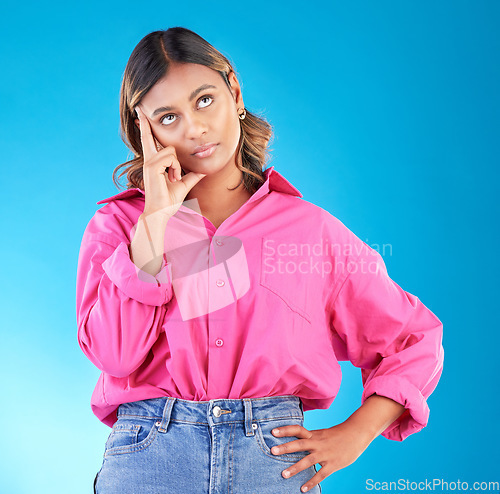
[254, 416, 310, 463]
[104, 417, 159, 457]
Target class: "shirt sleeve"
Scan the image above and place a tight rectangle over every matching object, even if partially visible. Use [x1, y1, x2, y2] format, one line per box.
[76, 208, 174, 378]
[328, 235, 444, 441]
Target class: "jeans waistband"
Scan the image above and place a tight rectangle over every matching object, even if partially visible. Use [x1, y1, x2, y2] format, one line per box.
[117, 395, 304, 437]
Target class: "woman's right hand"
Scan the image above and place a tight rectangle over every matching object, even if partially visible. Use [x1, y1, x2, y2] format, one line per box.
[135, 105, 206, 218]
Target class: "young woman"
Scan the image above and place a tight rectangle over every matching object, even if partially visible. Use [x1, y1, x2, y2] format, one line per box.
[76, 26, 444, 494]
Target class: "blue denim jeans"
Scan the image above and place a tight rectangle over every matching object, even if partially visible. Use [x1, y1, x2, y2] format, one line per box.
[94, 394, 322, 493]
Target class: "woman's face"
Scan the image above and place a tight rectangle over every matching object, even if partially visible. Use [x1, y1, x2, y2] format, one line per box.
[135, 63, 244, 176]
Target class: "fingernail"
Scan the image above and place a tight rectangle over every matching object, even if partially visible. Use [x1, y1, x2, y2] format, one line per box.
[273, 429, 279, 435]
[282, 470, 290, 478]
[302, 486, 309, 492]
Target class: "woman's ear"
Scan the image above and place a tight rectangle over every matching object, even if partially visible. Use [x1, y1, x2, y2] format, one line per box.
[134, 118, 140, 129]
[227, 71, 244, 108]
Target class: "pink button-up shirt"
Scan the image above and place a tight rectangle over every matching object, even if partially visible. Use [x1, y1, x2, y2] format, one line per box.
[76, 166, 444, 441]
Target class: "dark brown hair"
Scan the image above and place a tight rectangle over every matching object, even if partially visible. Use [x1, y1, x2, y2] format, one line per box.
[112, 26, 274, 194]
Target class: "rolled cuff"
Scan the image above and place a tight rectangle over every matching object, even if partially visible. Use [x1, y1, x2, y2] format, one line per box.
[101, 241, 173, 306]
[361, 375, 430, 442]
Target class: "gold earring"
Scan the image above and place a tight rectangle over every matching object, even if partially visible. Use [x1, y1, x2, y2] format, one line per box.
[238, 108, 247, 120]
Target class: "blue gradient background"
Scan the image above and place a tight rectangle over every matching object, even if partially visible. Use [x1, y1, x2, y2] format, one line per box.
[1, 1, 498, 493]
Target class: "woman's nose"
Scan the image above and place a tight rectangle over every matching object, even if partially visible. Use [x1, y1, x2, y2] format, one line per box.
[184, 113, 208, 138]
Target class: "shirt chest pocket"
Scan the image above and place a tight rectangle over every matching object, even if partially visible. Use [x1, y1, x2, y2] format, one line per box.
[260, 236, 314, 324]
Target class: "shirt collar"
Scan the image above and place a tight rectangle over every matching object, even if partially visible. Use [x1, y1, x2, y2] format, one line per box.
[96, 165, 302, 205]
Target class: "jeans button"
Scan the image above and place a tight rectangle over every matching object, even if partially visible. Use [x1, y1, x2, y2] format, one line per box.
[212, 406, 222, 417]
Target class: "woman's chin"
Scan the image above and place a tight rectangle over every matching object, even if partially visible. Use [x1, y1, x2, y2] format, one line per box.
[186, 162, 225, 176]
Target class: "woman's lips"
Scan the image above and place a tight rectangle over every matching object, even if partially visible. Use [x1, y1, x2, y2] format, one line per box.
[192, 143, 218, 158]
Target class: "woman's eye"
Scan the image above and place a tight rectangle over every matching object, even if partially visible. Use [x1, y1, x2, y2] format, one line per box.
[198, 95, 213, 108]
[160, 114, 176, 126]
[159, 95, 213, 126]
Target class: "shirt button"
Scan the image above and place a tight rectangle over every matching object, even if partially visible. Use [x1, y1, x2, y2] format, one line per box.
[212, 406, 222, 417]
[216, 279, 225, 287]
[215, 239, 224, 246]
[215, 338, 224, 347]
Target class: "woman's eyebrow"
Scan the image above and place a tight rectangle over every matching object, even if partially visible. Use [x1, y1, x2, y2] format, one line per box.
[150, 84, 217, 118]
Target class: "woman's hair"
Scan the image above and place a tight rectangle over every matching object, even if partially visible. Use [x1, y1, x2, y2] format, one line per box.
[113, 26, 273, 194]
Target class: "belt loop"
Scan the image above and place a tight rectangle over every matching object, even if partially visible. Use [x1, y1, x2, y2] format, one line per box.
[157, 397, 176, 433]
[243, 398, 255, 436]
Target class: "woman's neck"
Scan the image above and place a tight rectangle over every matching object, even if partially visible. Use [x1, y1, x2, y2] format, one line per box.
[184, 167, 252, 228]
